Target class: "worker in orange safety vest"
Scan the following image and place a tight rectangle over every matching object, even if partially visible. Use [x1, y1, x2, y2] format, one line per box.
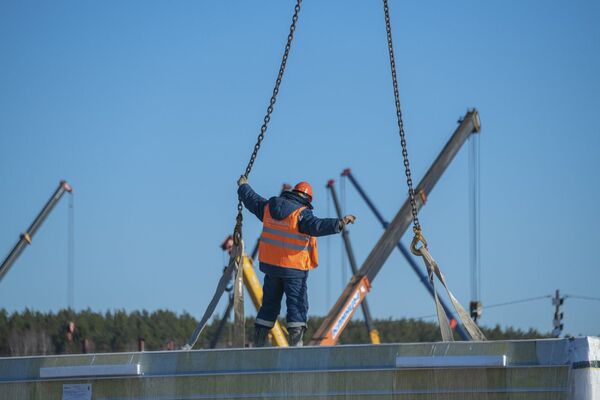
[237, 176, 356, 346]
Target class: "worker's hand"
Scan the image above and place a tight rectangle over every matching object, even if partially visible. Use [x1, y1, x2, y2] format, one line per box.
[339, 214, 356, 230]
[237, 175, 248, 186]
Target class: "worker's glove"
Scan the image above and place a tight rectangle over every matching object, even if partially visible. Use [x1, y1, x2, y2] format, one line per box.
[237, 175, 248, 186]
[339, 214, 356, 230]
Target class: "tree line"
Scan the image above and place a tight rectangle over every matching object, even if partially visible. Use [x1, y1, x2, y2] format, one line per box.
[0, 308, 549, 357]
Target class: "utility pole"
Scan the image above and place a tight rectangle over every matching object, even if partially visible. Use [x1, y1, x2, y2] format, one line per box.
[552, 289, 564, 337]
[469, 300, 482, 323]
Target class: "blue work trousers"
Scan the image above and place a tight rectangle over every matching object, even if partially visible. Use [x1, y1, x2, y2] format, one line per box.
[255, 273, 308, 328]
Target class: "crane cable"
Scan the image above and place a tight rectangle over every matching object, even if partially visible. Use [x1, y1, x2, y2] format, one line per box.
[68, 192, 75, 310]
[326, 187, 332, 308]
[382, 0, 485, 341]
[340, 175, 347, 285]
[469, 133, 482, 322]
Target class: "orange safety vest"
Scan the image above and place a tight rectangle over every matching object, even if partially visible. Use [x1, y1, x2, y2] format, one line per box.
[259, 204, 318, 271]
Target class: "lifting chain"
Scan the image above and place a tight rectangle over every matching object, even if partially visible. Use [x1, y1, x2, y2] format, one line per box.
[382, 0, 424, 246]
[381, 2, 485, 341]
[234, 0, 302, 245]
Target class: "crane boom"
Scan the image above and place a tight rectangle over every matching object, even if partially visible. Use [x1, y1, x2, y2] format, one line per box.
[327, 180, 380, 344]
[342, 170, 469, 340]
[0, 180, 73, 283]
[310, 110, 481, 345]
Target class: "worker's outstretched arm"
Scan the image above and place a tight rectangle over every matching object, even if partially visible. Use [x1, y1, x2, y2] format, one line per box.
[237, 181, 268, 221]
[298, 209, 344, 237]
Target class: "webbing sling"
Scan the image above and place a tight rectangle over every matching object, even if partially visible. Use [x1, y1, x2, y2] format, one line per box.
[411, 239, 486, 341]
[184, 239, 244, 350]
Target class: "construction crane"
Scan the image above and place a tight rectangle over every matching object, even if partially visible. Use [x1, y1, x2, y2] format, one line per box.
[339, 170, 469, 340]
[0, 180, 73, 283]
[310, 110, 481, 345]
[326, 179, 381, 344]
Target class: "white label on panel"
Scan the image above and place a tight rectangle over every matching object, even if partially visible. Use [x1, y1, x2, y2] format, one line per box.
[62, 384, 92, 400]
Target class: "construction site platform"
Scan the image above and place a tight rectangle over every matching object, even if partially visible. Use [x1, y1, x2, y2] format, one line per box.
[0, 336, 598, 399]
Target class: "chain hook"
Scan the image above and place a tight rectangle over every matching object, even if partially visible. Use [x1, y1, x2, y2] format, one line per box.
[410, 226, 428, 256]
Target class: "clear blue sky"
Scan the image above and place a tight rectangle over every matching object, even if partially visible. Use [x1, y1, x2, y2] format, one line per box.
[1, 1, 599, 337]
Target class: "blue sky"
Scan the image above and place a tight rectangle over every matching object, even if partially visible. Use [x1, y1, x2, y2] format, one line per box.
[1, 1, 599, 337]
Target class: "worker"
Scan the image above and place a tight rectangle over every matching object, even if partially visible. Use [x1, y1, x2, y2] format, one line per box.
[237, 176, 356, 346]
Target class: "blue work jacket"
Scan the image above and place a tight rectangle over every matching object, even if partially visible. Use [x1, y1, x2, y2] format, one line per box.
[238, 183, 341, 278]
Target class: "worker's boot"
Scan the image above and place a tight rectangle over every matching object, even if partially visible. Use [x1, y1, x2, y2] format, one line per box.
[254, 325, 270, 348]
[288, 326, 305, 347]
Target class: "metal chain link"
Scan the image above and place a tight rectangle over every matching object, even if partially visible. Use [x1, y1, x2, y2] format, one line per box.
[382, 0, 421, 234]
[234, 0, 302, 243]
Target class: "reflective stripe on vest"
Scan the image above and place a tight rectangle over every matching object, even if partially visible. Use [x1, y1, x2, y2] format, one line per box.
[260, 236, 313, 252]
[262, 226, 309, 243]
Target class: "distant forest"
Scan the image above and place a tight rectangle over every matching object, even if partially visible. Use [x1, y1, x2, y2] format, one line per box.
[0, 309, 549, 357]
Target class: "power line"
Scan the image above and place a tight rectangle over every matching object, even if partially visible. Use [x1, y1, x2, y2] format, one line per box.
[485, 295, 552, 310]
[565, 294, 600, 302]
[414, 295, 552, 320]
[413, 292, 598, 334]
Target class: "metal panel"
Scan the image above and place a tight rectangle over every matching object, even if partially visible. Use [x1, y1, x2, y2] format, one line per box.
[0, 338, 597, 399]
[39, 363, 141, 378]
[396, 355, 507, 368]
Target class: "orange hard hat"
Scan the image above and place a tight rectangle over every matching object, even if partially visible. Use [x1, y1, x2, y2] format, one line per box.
[293, 181, 313, 201]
